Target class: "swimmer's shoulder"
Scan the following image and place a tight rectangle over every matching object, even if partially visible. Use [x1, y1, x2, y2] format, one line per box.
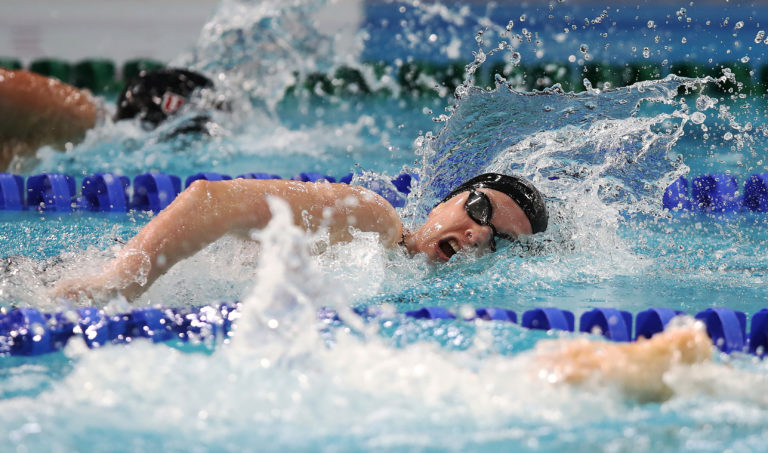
[328, 182, 394, 207]
[328, 182, 403, 246]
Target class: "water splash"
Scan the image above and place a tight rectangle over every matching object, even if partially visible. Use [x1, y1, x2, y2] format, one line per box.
[410, 77, 691, 213]
[183, 0, 335, 112]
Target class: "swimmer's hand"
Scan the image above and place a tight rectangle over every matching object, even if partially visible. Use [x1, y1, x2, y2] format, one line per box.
[533, 323, 713, 402]
[51, 274, 120, 303]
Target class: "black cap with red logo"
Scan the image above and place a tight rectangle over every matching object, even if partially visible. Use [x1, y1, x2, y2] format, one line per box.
[115, 68, 214, 127]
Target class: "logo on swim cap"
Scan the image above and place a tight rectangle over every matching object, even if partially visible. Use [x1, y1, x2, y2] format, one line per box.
[161, 92, 186, 115]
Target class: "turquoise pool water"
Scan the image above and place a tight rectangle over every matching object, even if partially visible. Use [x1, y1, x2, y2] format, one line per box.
[2, 0, 768, 451]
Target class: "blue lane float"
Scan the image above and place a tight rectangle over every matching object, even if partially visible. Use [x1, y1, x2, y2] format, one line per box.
[26, 174, 77, 211]
[0, 174, 24, 210]
[292, 172, 338, 183]
[748, 309, 768, 356]
[0, 171, 415, 213]
[692, 174, 740, 213]
[132, 172, 182, 213]
[521, 307, 575, 331]
[663, 172, 768, 213]
[237, 172, 282, 180]
[579, 308, 633, 342]
[405, 306, 456, 320]
[474, 307, 518, 322]
[694, 308, 747, 354]
[80, 173, 131, 212]
[635, 308, 685, 339]
[743, 174, 768, 212]
[2, 304, 766, 357]
[662, 176, 692, 211]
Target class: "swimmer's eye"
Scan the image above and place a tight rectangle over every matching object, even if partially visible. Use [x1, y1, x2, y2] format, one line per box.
[463, 189, 520, 252]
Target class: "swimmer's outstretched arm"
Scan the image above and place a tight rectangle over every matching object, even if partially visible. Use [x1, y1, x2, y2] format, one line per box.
[0, 69, 98, 170]
[54, 179, 403, 301]
[532, 323, 713, 402]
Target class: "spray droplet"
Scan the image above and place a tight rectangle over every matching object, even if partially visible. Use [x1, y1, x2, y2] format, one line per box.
[580, 44, 589, 54]
[690, 112, 706, 124]
[506, 20, 514, 31]
[642, 47, 650, 58]
[509, 52, 521, 65]
[741, 56, 750, 63]
[520, 14, 527, 22]
[696, 94, 716, 111]
[756, 31, 766, 43]
[735, 21, 744, 30]
[647, 20, 655, 28]
[681, 37, 687, 44]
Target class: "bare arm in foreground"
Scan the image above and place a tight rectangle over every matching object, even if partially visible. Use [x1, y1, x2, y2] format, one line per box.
[533, 323, 713, 402]
[0, 69, 98, 170]
[54, 179, 403, 301]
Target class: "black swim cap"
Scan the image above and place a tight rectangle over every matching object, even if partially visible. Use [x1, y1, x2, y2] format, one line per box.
[115, 68, 214, 127]
[441, 173, 549, 234]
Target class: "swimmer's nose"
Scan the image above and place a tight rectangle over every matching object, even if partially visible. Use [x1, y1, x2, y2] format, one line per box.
[465, 225, 493, 250]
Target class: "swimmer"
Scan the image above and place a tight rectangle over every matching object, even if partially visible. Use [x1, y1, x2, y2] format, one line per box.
[51, 172, 715, 401]
[54, 172, 546, 301]
[0, 67, 218, 170]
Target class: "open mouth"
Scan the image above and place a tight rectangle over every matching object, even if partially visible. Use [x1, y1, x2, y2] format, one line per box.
[438, 238, 460, 260]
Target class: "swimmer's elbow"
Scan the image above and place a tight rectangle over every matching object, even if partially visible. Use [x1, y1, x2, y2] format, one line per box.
[185, 178, 213, 193]
[183, 179, 237, 208]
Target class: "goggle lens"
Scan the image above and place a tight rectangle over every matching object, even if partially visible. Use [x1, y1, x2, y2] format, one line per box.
[464, 190, 515, 252]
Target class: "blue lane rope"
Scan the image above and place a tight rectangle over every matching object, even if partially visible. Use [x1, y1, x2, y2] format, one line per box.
[0, 171, 416, 213]
[0, 304, 764, 357]
[5, 171, 768, 214]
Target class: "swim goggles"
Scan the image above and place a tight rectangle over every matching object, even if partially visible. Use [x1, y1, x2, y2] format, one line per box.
[464, 189, 515, 252]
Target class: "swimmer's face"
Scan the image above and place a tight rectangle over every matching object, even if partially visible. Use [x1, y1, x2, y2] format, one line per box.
[409, 188, 533, 262]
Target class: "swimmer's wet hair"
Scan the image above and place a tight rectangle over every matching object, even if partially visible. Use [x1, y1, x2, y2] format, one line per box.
[441, 173, 548, 234]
